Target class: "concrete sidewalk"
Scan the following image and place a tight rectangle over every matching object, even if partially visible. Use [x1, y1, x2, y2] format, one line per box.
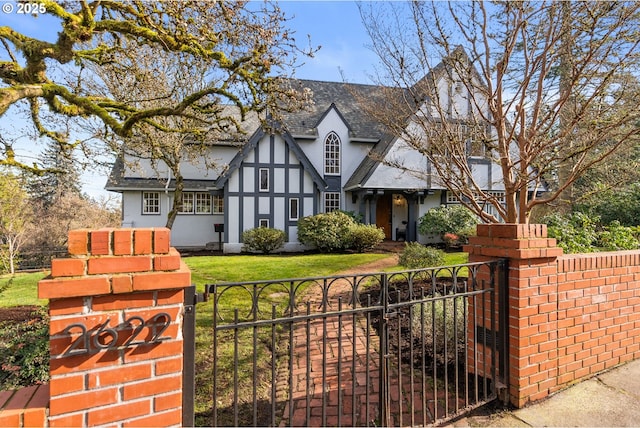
[450, 358, 640, 427]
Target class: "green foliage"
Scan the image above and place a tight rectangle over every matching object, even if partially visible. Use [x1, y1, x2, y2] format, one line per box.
[398, 242, 446, 269]
[348, 224, 385, 253]
[297, 211, 356, 253]
[418, 205, 477, 243]
[336, 210, 364, 223]
[411, 294, 466, 365]
[241, 227, 286, 254]
[0, 307, 49, 389]
[543, 212, 599, 253]
[597, 221, 639, 251]
[578, 184, 640, 227]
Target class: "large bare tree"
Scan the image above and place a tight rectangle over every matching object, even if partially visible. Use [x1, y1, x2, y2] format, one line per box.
[359, 1, 640, 223]
[0, 0, 313, 171]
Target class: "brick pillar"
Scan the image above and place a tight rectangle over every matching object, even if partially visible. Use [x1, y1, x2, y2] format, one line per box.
[465, 224, 563, 408]
[38, 228, 191, 427]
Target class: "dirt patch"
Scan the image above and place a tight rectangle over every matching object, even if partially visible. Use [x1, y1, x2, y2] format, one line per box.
[0, 305, 42, 323]
[359, 277, 467, 369]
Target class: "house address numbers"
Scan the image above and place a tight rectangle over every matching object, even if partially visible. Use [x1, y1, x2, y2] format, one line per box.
[58, 313, 172, 357]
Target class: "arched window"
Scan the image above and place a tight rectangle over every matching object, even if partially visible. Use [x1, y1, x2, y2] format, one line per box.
[324, 132, 341, 175]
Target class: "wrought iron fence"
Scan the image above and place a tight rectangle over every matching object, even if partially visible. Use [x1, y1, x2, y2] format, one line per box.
[198, 259, 507, 427]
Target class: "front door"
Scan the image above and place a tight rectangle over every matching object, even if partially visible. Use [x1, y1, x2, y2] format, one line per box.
[376, 195, 392, 239]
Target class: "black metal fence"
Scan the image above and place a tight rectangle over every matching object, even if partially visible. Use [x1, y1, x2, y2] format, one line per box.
[198, 259, 507, 427]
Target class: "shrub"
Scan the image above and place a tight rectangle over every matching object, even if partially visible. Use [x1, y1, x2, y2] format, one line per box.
[297, 211, 356, 252]
[597, 221, 639, 251]
[348, 224, 385, 253]
[242, 227, 286, 254]
[0, 307, 49, 389]
[543, 211, 599, 253]
[398, 242, 446, 269]
[411, 294, 466, 365]
[418, 205, 477, 244]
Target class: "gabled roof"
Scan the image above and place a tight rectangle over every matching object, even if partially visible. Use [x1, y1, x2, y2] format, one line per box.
[280, 79, 397, 140]
[105, 157, 218, 191]
[214, 126, 327, 190]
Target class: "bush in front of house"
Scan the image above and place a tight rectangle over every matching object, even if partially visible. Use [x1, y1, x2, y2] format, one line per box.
[297, 211, 356, 252]
[242, 227, 286, 254]
[418, 205, 477, 245]
[543, 212, 599, 253]
[411, 293, 466, 366]
[597, 221, 639, 251]
[348, 223, 385, 253]
[398, 242, 446, 269]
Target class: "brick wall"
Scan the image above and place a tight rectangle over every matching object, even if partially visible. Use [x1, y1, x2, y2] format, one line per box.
[466, 224, 640, 408]
[38, 228, 191, 427]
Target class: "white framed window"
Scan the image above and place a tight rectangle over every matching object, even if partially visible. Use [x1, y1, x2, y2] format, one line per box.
[195, 192, 212, 214]
[289, 198, 299, 221]
[259, 219, 269, 228]
[324, 132, 341, 175]
[259, 168, 269, 192]
[324, 192, 340, 213]
[178, 192, 194, 213]
[142, 192, 160, 214]
[212, 195, 224, 214]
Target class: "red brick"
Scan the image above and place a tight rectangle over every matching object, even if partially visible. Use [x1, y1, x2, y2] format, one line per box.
[49, 297, 85, 316]
[39, 276, 110, 299]
[112, 274, 133, 294]
[153, 228, 171, 254]
[131, 267, 191, 291]
[154, 249, 181, 271]
[124, 340, 183, 364]
[134, 229, 153, 255]
[92, 292, 154, 311]
[88, 255, 152, 275]
[49, 387, 118, 415]
[157, 290, 184, 305]
[123, 408, 181, 427]
[50, 373, 84, 395]
[113, 229, 133, 255]
[154, 392, 182, 412]
[49, 313, 111, 337]
[88, 399, 151, 425]
[50, 349, 120, 375]
[91, 230, 111, 255]
[155, 356, 183, 375]
[23, 407, 47, 427]
[0, 411, 20, 427]
[68, 230, 89, 255]
[87, 363, 152, 388]
[49, 412, 84, 427]
[51, 258, 86, 277]
[122, 375, 181, 400]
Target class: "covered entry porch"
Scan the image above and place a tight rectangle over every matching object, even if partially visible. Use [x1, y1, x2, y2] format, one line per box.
[351, 189, 435, 242]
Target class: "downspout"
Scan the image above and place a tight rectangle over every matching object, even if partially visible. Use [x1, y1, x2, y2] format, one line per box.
[165, 169, 172, 213]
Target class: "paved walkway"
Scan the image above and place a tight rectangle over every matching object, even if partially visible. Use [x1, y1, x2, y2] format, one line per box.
[449, 357, 640, 427]
[277, 255, 466, 427]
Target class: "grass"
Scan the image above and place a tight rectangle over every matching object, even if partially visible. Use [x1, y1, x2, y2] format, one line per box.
[0, 272, 48, 308]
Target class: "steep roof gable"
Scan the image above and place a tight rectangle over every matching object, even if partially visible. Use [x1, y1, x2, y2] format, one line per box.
[214, 126, 327, 190]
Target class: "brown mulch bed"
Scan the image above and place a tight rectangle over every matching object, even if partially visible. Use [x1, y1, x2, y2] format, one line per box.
[0, 306, 41, 323]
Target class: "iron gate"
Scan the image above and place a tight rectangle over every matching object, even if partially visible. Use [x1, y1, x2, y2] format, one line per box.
[188, 259, 507, 427]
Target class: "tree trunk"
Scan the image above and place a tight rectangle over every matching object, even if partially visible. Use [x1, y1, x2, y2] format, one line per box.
[165, 173, 184, 229]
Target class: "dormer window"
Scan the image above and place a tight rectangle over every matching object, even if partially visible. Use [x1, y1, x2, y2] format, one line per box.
[324, 132, 341, 175]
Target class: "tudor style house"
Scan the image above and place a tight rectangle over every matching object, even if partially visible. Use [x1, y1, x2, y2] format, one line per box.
[106, 55, 508, 253]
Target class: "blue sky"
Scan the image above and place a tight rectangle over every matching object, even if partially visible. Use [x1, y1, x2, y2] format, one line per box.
[0, 1, 379, 199]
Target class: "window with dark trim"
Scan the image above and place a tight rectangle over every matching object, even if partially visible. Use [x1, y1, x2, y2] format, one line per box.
[259, 168, 269, 192]
[259, 218, 269, 228]
[289, 198, 299, 221]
